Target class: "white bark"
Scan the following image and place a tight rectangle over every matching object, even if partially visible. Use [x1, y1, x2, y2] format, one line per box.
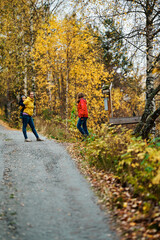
[47, 71, 52, 103]
[146, 7, 155, 114]
[66, 56, 69, 130]
[24, 54, 28, 96]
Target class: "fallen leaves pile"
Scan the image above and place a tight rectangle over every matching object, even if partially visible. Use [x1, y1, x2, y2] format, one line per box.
[66, 142, 160, 240]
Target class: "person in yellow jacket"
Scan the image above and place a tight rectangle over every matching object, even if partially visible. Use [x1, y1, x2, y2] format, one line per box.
[22, 91, 43, 142]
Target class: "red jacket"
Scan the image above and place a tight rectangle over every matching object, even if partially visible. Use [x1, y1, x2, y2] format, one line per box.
[78, 98, 88, 118]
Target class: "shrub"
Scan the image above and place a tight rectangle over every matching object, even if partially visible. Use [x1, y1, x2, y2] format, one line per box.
[9, 110, 21, 129]
[84, 125, 132, 170]
[119, 137, 160, 200]
[83, 125, 160, 201]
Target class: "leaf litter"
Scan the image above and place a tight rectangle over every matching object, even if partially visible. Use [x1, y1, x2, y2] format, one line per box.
[66, 142, 160, 240]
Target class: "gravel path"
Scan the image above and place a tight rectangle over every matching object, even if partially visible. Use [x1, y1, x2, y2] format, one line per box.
[0, 124, 119, 240]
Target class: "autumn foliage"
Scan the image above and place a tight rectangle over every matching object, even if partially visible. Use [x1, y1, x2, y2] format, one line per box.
[83, 125, 160, 200]
[32, 16, 112, 128]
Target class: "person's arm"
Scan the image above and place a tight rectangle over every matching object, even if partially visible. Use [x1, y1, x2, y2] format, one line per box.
[23, 98, 29, 106]
[19, 102, 25, 107]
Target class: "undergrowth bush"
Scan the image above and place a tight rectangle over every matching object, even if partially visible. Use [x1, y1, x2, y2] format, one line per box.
[34, 115, 80, 142]
[83, 125, 131, 169]
[83, 124, 160, 201]
[9, 110, 21, 129]
[119, 136, 160, 201]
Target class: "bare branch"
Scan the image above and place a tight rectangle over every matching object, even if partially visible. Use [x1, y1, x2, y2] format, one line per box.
[151, 10, 160, 22]
[152, 28, 160, 37]
[126, 0, 146, 13]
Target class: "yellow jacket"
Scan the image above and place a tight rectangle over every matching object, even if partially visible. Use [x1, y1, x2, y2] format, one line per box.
[23, 97, 34, 116]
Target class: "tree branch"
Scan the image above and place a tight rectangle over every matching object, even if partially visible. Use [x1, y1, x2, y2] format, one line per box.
[152, 28, 160, 37]
[126, 0, 146, 13]
[151, 10, 160, 22]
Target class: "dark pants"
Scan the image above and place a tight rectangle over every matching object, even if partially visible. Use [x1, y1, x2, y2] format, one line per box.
[22, 115, 39, 139]
[77, 117, 89, 136]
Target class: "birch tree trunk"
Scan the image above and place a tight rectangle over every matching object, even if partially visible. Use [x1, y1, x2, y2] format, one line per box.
[22, 13, 28, 97]
[134, 1, 156, 136]
[145, 2, 155, 116]
[66, 48, 69, 130]
[142, 106, 160, 139]
[24, 54, 28, 96]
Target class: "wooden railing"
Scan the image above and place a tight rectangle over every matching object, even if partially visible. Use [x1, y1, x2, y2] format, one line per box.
[109, 116, 141, 125]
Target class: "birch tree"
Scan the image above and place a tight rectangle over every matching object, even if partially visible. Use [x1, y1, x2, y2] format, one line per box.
[120, 0, 160, 137]
[93, 0, 160, 138]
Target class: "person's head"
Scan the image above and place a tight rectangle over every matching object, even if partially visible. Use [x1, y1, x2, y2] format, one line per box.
[22, 95, 26, 102]
[77, 92, 85, 103]
[29, 91, 34, 99]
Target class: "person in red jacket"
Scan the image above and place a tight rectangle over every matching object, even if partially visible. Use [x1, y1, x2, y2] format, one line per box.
[77, 92, 89, 136]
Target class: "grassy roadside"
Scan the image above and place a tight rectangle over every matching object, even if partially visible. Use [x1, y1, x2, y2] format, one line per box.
[1, 115, 160, 239]
[0, 116, 19, 131]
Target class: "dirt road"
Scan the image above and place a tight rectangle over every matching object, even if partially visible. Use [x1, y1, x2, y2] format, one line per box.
[0, 124, 118, 240]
